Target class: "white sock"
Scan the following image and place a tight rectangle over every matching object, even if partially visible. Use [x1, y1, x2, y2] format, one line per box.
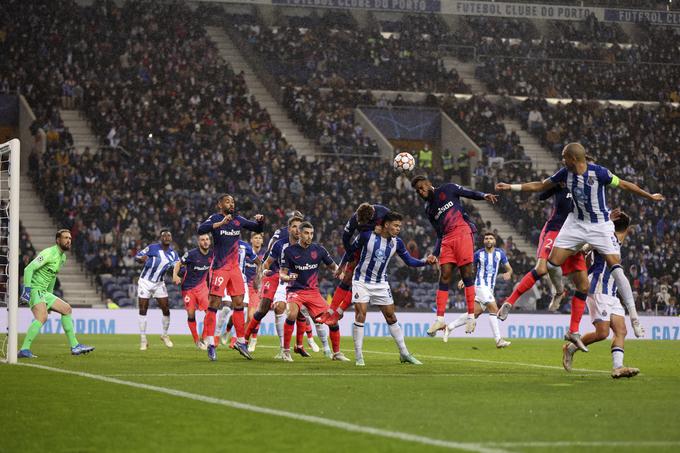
[216, 306, 231, 336]
[436, 315, 445, 323]
[612, 346, 624, 369]
[162, 314, 170, 335]
[447, 313, 467, 331]
[304, 313, 314, 336]
[353, 322, 364, 360]
[337, 307, 344, 316]
[275, 313, 285, 347]
[549, 270, 564, 296]
[388, 322, 409, 356]
[547, 261, 563, 292]
[139, 314, 147, 337]
[207, 335, 215, 346]
[610, 266, 639, 319]
[488, 313, 501, 341]
[315, 323, 329, 349]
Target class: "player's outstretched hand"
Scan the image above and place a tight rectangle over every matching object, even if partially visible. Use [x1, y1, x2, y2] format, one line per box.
[425, 255, 438, 265]
[610, 208, 622, 221]
[495, 183, 511, 191]
[254, 214, 265, 222]
[501, 272, 512, 281]
[650, 193, 664, 202]
[484, 193, 498, 204]
[172, 276, 181, 286]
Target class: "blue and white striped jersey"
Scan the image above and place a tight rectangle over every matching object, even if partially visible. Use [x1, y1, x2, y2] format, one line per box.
[588, 250, 618, 297]
[549, 163, 615, 223]
[237, 240, 256, 279]
[137, 243, 180, 283]
[346, 231, 425, 284]
[474, 248, 508, 291]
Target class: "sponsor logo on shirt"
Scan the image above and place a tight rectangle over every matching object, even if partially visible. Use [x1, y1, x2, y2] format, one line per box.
[435, 201, 454, 220]
[219, 230, 241, 236]
[294, 263, 319, 271]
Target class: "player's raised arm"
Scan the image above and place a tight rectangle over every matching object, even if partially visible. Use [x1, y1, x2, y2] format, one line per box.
[236, 214, 265, 233]
[395, 238, 429, 267]
[496, 178, 557, 193]
[135, 246, 150, 263]
[450, 183, 497, 204]
[615, 178, 664, 202]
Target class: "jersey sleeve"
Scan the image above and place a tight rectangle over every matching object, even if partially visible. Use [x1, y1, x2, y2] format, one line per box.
[135, 245, 151, 260]
[180, 251, 190, 265]
[447, 183, 486, 200]
[396, 238, 426, 267]
[320, 247, 335, 266]
[270, 240, 283, 262]
[596, 165, 616, 186]
[280, 247, 291, 270]
[22, 249, 51, 287]
[474, 249, 481, 267]
[500, 250, 509, 265]
[267, 228, 282, 253]
[549, 167, 568, 184]
[197, 214, 218, 235]
[342, 215, 359, 250]
[237, 215, 264, 233]
[539, 185, 561, 201]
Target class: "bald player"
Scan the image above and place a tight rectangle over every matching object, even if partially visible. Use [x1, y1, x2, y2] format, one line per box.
[495, 143, 662, 350]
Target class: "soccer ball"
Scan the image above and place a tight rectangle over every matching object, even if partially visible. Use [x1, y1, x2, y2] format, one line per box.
[393, 152, 415, 173]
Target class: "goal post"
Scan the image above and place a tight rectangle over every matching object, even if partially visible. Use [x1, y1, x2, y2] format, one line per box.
[1, 138, 20, 364]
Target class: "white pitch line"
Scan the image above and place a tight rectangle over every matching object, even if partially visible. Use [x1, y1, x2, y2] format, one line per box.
[106, 372, 495, 377]
[486, 441, 680, 449]
[360, 349, 611, 375]
[19, 362, 508, 453]
[257, 346, 611, 375]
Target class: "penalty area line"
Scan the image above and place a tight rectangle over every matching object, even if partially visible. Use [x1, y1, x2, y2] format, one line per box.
[19, 362, 508, 453]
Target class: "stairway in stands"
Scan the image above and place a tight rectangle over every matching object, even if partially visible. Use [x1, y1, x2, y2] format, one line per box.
[204, 26, 318, 159]
[19, 109, 103, 307]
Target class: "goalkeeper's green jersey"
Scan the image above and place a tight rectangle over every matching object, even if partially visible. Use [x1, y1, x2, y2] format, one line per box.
[23, 245, 66, 292]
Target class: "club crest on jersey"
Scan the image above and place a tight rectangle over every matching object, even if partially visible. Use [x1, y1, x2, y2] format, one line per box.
[602, 310, 607, 317]
[439, 192, 447, 201]
[311, 250, 318, 260]
[586, 176, 596, 186]
[233, 219, 240, 226]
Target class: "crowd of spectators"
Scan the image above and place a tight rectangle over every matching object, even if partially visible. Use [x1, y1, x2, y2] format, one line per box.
[504, 99, 680, 313]
[231, 14, 470, 93]
[281, 86, 380, 156]
[6, 1, 679, 313]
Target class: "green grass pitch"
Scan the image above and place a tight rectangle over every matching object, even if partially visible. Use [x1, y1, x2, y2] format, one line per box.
[2, 334, 679, 453]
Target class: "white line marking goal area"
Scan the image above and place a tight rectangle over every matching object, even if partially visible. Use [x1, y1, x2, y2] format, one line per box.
[17, 363, 680, 452]
[19, 362, 507, 453]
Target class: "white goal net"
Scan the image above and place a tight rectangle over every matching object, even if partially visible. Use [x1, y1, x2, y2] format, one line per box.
[1, 139, 20, 364]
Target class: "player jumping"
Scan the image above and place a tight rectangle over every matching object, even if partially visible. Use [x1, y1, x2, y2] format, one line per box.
[443, 232, 513, 348]
[562, 211, 642, 378]
[495, 143, 660, 349]
[197, 194, 264, 361]
[172, 233, 212, 350]
[411, 175, 498, 335]
[18, 229, 94, 358]
[343, 211, 437, 366]
[279, 222, 347, 362]
[320, 203, 390, 325]
[493, 184, 591, 350]
[136, 229, 180, 351]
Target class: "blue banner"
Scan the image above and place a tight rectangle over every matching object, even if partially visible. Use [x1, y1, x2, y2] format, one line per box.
[271, 0, 441, 13]
[604, 8, 680, 26]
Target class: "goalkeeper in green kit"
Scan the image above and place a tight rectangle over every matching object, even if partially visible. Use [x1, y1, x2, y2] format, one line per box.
[18, 229, 94, 358]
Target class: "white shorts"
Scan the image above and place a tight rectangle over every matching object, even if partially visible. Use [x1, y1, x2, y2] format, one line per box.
[554, 214, 620, 256]
[474, 285, 495, 307]
[137, 277, 168, 299]
[587, 293, 625, 324]
[352, 281, 393, 306]
[274, 280, 288, 303]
